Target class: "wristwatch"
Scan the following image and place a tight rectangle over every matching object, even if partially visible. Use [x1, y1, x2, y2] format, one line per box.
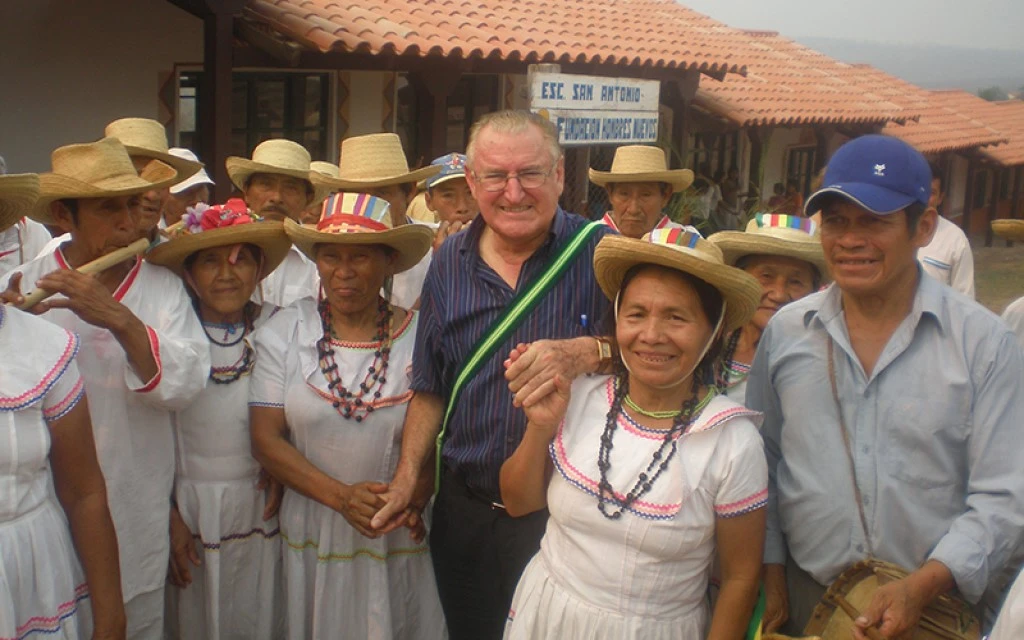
[594, 336, 613, 367]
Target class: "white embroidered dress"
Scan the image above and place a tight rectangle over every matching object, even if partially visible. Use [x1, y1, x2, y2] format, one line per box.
[10, 251, 209, 617]
[0, 306, 91, 639]
[504, 375, 767, 640]
[249, 299, 446, 640]
[166, 304, 284, 640]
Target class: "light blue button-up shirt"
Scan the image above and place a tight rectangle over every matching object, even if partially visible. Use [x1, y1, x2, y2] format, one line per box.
[746, 273, 1024, 604]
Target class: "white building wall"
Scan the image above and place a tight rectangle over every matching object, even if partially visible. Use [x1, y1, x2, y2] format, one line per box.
[0, 0, 202, 172]
[760, 127, 806, 197]
[345, 72, 390, 139]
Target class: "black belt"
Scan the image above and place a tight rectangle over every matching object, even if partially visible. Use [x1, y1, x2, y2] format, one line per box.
[443, 469, 506, 511]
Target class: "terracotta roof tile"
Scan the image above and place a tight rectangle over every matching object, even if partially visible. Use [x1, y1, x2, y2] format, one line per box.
[881, 87, 1008, 155]
[928, 92, 1024, 166]
[244, 0, 758, 74]
[693, 32, 921, 127]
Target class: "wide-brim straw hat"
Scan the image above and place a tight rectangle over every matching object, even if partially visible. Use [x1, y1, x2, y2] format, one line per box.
[226, 139, 335, 204]
[992, 219, 1024, 242]
[0, 174, 40, 232]
[594, 229, 761, 333]
[32, 137, 179, 224]
[310, 161, 340, 179]
[105, 117, 203, 178]
[589, 145, 694, 194]
[285, 191, 432, 274]
[709, 213, 829, 276]
[323, 133, 440, 190]
[147, 218, 291, 279]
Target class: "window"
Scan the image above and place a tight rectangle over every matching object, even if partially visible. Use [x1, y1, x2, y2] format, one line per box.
[177, 71, 330, 161]
[785, 146, 817, 198]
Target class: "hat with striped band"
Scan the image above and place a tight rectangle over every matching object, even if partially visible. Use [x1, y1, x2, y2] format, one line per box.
[593, 227, 761, 333]
[708, 212, 828, 276]
[284, 192, 433, 274]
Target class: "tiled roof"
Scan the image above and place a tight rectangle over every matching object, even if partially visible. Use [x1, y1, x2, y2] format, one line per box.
[692, 32, 921, 127]
[850, 70, 1009, 154]
[908, 91, 1024, 166]
[244, 0, 757, 75]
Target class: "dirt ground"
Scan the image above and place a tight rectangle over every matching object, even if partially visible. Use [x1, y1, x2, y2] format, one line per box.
[973, 237, 1024, 314]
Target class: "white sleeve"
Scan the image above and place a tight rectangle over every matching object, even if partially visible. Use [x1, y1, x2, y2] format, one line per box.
[249, 306, 297, 408]
[712, 419, 769, 519]
[950, 234, 975, 299]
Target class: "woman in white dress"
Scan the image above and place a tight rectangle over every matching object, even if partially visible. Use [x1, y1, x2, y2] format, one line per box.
[708, 214, 825, 405]
[147, 199, 291, 639]
[500, 229, 767, 640]
[250, 192, 446, 640]
[0, 174, 125, 640]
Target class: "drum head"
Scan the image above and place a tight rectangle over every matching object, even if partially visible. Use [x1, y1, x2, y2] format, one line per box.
[803, 560, 981, 639]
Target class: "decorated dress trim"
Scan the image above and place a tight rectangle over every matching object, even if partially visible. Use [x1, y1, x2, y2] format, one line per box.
[328, 310, 415, 350]
[194, 525, 280, 551]
[134, 326, 163, 393]
[6, 583, 89, 640]
[0, 333, 79, 411]
[43, 377, 85, 422]
[281, 532, 429, 563]
[715, 488, 768, 518]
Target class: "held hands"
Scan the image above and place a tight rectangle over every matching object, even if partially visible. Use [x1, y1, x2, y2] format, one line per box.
[521, 372, 572, 442]
[369, 468, 433, 538]
[168, 505, 200, 588]
[505, 339, 590, 409]
[335, 481, 390, 538]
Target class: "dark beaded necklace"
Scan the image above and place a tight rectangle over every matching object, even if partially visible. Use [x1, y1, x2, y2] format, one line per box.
[201, 303, 256, 385]
[596, 373, 702, 520]
[316, 296, 393, 422]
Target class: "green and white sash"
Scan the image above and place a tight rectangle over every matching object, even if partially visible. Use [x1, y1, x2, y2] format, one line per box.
[434, 220, 604, 492]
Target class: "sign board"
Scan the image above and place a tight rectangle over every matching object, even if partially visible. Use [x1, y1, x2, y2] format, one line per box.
[530, 72, 661, 146]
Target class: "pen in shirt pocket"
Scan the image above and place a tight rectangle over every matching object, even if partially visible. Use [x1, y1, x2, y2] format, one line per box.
[579, 313, 591, 336]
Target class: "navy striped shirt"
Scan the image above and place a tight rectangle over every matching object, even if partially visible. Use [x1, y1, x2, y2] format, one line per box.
[411, 208, 613, 498]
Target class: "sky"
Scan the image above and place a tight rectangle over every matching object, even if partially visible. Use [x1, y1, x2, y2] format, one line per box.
[681, 0, 1024, 51]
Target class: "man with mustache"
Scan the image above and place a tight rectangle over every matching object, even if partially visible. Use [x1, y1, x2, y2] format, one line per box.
[2, 137, 209, 639]
[226, 139, 331, 308]
[746, 135, 1024, 638]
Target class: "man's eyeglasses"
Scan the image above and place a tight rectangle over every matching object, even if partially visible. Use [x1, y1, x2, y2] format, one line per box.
[473, 167, 553, 192]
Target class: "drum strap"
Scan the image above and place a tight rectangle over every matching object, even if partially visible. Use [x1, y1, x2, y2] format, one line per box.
[827, 337, 875, 559]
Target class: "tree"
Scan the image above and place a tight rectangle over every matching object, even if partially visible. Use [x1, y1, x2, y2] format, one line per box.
[978, 86, 1010, 101]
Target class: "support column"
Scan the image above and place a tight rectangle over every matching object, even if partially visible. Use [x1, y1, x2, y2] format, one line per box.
[199, 7, 238, 203]
[410, 64, 463, 161]
[1008, 166, 1022, 247]
[961, 160, 975, 235]
[985, 169, 1001, 247]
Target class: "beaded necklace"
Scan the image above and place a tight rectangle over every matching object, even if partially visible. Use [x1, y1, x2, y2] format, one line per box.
[715, 329, 749, 390]
[200, 304, 256, 385]
[596, 374, 716, 520]
[316, 296, 393, 422]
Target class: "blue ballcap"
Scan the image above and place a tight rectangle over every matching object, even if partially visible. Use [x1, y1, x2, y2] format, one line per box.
[425, 153, 467, 190]
[805, 135, 931, 216]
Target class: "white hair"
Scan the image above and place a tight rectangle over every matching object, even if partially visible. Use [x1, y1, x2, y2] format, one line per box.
[465, 110, 562, 169]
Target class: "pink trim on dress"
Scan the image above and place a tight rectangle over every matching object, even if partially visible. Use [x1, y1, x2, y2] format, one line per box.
[134, 325, 163, 393]
[0, 333, 79, 411]
[715, 488, 768, 518]
[42, 377, 84, 422]
[6, 583, 89, 640]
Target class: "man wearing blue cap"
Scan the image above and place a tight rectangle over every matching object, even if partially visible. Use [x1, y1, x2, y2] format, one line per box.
[746, 135, 1024, 637]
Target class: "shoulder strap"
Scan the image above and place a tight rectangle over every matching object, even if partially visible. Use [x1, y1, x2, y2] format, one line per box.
[434, 220, 604, 491]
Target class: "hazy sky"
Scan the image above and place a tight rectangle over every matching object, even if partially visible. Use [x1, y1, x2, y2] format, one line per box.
[681, 0, 1024, 51]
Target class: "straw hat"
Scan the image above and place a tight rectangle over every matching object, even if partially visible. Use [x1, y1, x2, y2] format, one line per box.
[105, 117, 202, 179]
[225, 139, 334, 203]
[594, 228, 761, 333]
[32, 137, 179, 224]
[325, 133, 440, 189]
[146, 198, 291, 278]
[285, 192, 433, 274]
[709, 213, 828, 276]
[0, 174, 40, 232]
[588, 145, 694, 194]
[310, 161, 340, 179]
[992, 219, 1024, 242]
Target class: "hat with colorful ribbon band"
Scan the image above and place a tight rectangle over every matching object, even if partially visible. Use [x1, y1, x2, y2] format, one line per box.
[284, 191, 433, 274]
[146, 197, 291, 279]
[708, 212, 828, 277]
[593, 228, 761, 334]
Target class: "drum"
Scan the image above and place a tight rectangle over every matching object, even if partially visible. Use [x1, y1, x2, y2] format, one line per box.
[803, 560, 981, 639]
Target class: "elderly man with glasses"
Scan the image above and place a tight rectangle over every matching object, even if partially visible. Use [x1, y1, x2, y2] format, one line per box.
[371, 110, 616, 639]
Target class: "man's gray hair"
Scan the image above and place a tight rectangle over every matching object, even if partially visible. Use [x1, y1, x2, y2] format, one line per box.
[466, 110, 563, 168]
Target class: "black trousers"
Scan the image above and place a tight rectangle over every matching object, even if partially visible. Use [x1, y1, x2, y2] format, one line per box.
[429, 472, 549, 640]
